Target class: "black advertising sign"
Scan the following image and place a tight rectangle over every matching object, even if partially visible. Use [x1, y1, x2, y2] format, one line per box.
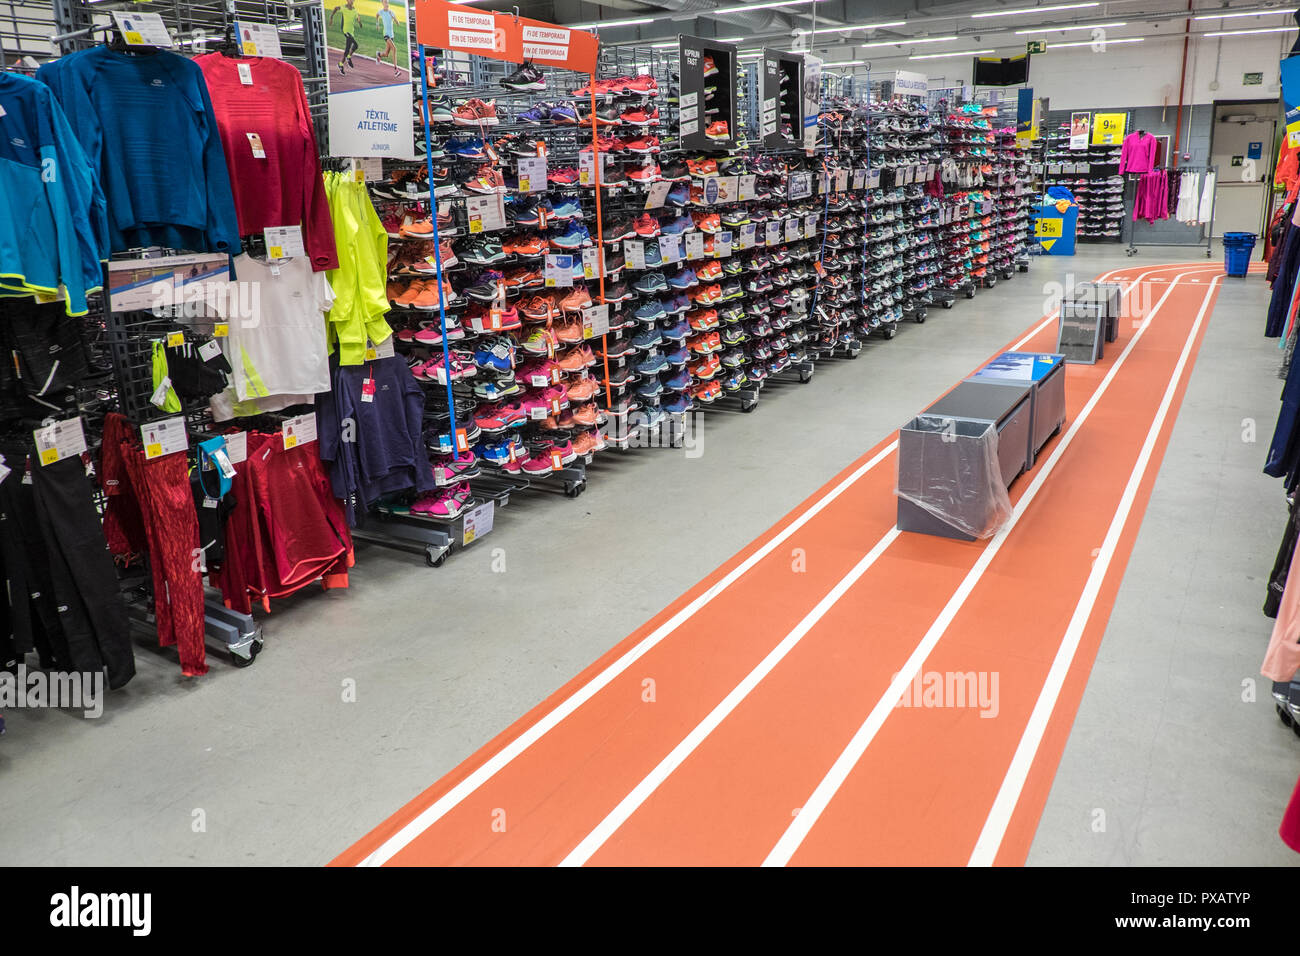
[679, 35, 739, 151]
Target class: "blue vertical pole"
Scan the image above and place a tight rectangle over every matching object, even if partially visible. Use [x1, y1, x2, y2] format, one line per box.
[418, 43, 460, 455]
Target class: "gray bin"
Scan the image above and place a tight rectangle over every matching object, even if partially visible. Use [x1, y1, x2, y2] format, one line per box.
[896, 415, 1014, 541]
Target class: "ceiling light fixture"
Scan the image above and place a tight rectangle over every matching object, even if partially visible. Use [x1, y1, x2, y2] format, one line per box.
[910, 48, 996, 59]
[1047, 36, 1145, 47]
[1193, 8, 1291, 19]
[971, 3, 1098, 18]
[569, 16, 655, 29]
[796, 21, 907, 35]
[713, 0, 829, 13]
[858, 35, 958, 48]
[1203, 24, 1297, 35]
[1013, 21, 1126, 33]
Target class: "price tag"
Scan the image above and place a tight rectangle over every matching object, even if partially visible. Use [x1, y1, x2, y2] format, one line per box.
[198, 339, 223, 362]
[518, 155, 547, 194]
[738, 223, 757, 249]
[644, 180, 672, 210]
[659, 234, 683, 264]
[140, 416, 188, 460]
[110, 11, 173, 47]
[549, 449, 563, 470]
[785, 219, 800, 243]
[737, 174, 757, 202]
[624, 239, 646, 270]
[233, 20, 283, 58]
[581, 303, 610, 339]
[765, 221, 781, 246]
[578, 151, 595, 186]
[852, 169, 867, 190]
[237, 62, 254, 86]
[246, 132, 267, 159]
[166, 331, 185, 347]
[224, 431, 248, 464]
[529, 403, 548, 420]
[465, 194, 506, 233]
[365, 336, 395, 359]
[804, 214, 819, 239]
[835, 168, 849, 192]
[684, 232, 704, 260]
[716, 176, 738, 203]
[544, 254, 574, 288]
[582, 247, 604, 280]
[281, 412, 318, 451]
[460, 500, 495, 546]
[264, 224, 305, 260]
[213, 323, 229, 337]
[714, 231, 733, 258]
[455, 429, 469, 453]
[33, 417, 87, 467]
[361, 378, 376, 403]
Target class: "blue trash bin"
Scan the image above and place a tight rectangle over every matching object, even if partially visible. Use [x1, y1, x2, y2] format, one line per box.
[1223, 231, 1257, 277]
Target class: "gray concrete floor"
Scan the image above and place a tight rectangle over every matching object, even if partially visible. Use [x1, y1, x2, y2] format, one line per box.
[0, 244, 1295, 866]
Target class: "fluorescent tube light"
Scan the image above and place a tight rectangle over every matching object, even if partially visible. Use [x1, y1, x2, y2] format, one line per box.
[1194, 8, 1291, 19]
[859, 35, 958, 48]
[1203, 25, 1297, 34]
[1047, 36, 1145, 47]
[971, 3, 1098, 18]
[1014, 21, 1126, 33]
[910, 48, 995, 59]
[570, 17, 655, 29]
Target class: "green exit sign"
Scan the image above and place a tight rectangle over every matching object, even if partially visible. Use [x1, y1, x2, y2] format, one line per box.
[1027, 40, 1046, 54]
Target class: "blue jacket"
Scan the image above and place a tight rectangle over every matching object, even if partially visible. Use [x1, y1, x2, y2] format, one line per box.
[0, 72, 109, 316]
[37, 46, 240, 256]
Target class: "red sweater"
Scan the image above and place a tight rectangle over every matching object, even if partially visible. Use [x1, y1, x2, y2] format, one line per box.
[195, 53, 337, 271]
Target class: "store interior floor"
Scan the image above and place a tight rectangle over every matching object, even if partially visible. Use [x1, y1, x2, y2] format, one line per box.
[2, 243, 1295, 866]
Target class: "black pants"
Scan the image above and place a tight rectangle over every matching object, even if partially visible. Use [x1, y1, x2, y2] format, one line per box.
[0, 447, 66, 670]
[343, 33, 359, 62]
[30, 454, 135, 690]
[0, 299, 89, 398]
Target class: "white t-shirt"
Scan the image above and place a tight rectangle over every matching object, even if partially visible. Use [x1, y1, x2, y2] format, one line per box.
[217, 254, 334, 403]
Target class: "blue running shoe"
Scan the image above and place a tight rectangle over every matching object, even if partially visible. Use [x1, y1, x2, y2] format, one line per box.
[549, 103, 579, 123]
[634, 300, 666, 323]
[666, 182, 690, 207]
[663, 369, 692, 392]
[664, 344, 690, 366]
[631, 326, 663, 349]
[644, 242, 663, 268]
[551, 198, 582, 219]
[639, 404, 666, 428]
[665, 294, 692, 315]
[635, 377, 664, 399]
[450, 138, 487, 160]
[636, 353, 668, 376]
[660, 318, 689, 341]
[632, 272, 668, 294]
[518, 102, 551, 125]
[668, 268, 698, 290]
[661, 216, 692, 236]
[548, 221, 590, 248]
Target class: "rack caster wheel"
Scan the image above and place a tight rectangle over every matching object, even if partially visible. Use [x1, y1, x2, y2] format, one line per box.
[741, 399, 758, 413]
[1017, 264, 1029, 273]
[914, 312, 926, 324]
[1280, 703, 1294, 728]
[231, 641, 260, 668]
[799, 369, 814, 383]
[883, 327, 897, 340]
[426, 546, 447, 568]
[941, 299, 953, 309]
[848, 346, 862, 359]
[1126, 248, 1137, 257]
[965, 289, 975, 299]
[564, 481, 585, 498]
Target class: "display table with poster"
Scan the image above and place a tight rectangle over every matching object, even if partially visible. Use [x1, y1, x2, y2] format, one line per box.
[1034, 198, 1078, 256]
[967, 352, 1066, 467]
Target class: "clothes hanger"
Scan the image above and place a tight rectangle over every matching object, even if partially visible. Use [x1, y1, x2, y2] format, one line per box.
[217, 22, 241, 58]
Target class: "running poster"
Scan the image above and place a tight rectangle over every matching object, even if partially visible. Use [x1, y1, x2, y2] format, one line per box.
[322, 0, 415, 158]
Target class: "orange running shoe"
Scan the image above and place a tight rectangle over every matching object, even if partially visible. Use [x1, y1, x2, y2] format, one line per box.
[553, 316, 584, 344]
[558, 285, 593, 312]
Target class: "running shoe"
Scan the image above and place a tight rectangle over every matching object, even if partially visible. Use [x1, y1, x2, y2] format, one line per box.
[501, 61, 546, 92]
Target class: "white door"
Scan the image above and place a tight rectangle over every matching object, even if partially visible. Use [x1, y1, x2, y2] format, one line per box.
[1209, 115, 1276, 237]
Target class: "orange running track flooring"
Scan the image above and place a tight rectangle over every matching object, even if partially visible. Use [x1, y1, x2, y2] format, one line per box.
[334, 261, 1244, 867]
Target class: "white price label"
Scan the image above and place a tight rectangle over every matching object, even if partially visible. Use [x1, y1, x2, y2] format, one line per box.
[715, 231, 732, 258]
[461, 500, 495, 546]
[578, 150, 594, 186]
[224, 431, 248, 464]
[365, 336, 396, 360]
[33, 417, 87, 467]
[140, 416, 188, 461]
[624, 239, 646, 270]
[684, 232, 704, 260]
[264, 224, 305, 260]
[111, 11, 173, 48]
[681, 119, 699, 137]
[852, 169, 866, 190]
[737, 174, 757, 202]
[518, 155, 548, 194]
[582, 247, 604, 280]
[644, 180, 672, 210]
[765, 221, 781, 246]
[581, 304, 610, 339]
[804, 214, 818, 239]
[281, 412, 317, 450]
[544, 254, 575, 288]
[785, 219, 800, 242]
[234, 21, 283, 58]
[659, 234, 683, 263]
[739, 223, 757, 249]
[465, 193, 506, 232]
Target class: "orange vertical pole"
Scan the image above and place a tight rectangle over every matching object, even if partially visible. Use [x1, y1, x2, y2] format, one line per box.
[590, 70, 611, 409]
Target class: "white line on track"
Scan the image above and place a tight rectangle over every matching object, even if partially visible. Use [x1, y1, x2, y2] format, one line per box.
[966, 273, 1224, 866]
[761, 266, 1219, 867]
[355, 263, 1159, 866]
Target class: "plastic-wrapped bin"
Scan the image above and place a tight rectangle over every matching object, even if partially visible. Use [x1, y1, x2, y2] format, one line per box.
[896, 415, 1014, 541]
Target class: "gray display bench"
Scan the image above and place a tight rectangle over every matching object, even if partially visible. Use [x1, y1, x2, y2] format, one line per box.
[967, 351, 1066, 468]
[1058, 282, 1121, 363]
[896, 380, 1033, 541]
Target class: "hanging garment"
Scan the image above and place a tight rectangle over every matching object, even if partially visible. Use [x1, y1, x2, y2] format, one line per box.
[208, 253, 334, 421]
[100, 412, 207, 677]
[1119, 131, 1158, 174]
[1133, 170, 1170, 223]
[1282, 772, 1300, 854]
[1262, 527, 1300, 682]
[317, 355, 437, 524]
[323, 171, 391, 365]
[37, 46, 241, 255]
[0, 71, 109, 316]
[0, 299, 91, 403]
[1266, 227, 1300, 337]
[194, 54, 338, 271]
[1175, 171, 1200, 224]
[1197, 171, 1217, 225]
[1265, 501, 1300, 617]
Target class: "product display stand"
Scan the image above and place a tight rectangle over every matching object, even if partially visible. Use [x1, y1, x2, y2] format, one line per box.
[1124, 163, 1217, 258]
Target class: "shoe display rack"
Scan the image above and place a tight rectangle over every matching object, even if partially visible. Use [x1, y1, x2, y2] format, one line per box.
[988, 126, 1032, 278]
[1042, 123, 1124, 242]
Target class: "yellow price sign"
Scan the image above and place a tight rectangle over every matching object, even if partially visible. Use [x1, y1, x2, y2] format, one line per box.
[39, 448, 59, 466]
[354, 168, 366, 183]
[364, 347, 379, 360]
[124, 31, 144, 45]
[284, 435, 298, 449]
[242, 41, 257, 55]
[213, 323, 229, 337]
[519, 177, 530, 191]
[145, 443, 162, 459]
[468, 219, 483, 234]
[167, 331, 184, 347]
[463, 526, 477, 545]
[1036, 218, 1063, 238]
[268, 245, 284, 259]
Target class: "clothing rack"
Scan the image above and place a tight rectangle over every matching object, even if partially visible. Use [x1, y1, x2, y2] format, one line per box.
[1124, 163, 1217, 259]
